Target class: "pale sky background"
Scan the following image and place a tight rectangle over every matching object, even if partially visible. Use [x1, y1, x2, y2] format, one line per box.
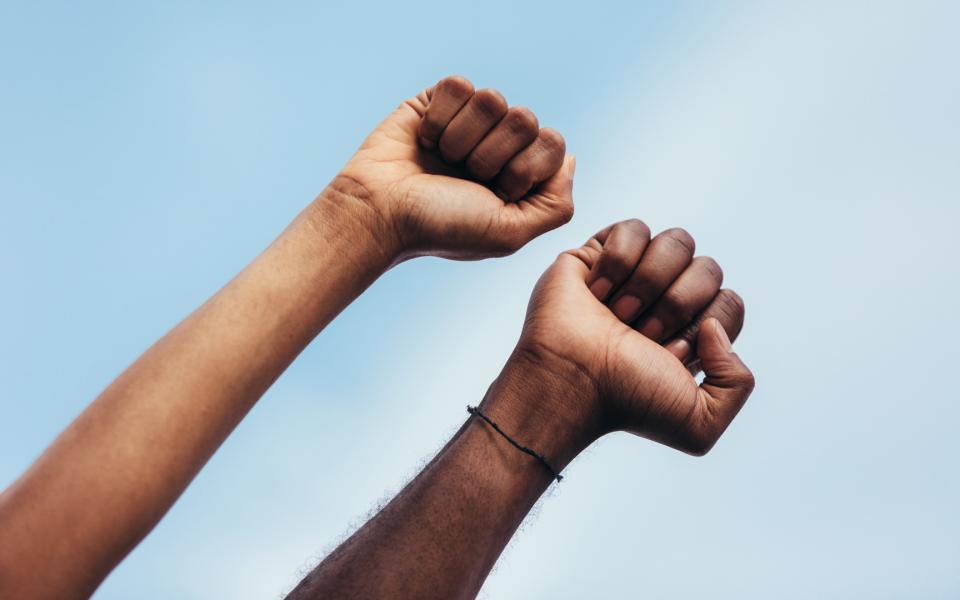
[1, 1, 958, 598]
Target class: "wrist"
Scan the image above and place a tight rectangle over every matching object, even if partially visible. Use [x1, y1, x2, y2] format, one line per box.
[478, 350, 606, 472]
[306, 174, 404, 269]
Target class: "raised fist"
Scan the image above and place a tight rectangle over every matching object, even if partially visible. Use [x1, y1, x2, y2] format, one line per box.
[333, 76, 575, 261]
[504, 219, 755, 456]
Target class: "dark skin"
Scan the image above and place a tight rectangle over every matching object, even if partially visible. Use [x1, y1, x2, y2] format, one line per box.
[288, 220, 755, 599]
[0, 73, 754, 599]
[0, 76, 572, 599]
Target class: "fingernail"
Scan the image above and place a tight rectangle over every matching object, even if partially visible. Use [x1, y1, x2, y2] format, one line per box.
[589, 277, 613, 300]
[665, 338, 691, 362]
[612, 295, 642, 322]
[714, 319, 732, 351]
[638, 317, 664, 340]
[569, 154, 577, 176]
[418, 136, 435, 149]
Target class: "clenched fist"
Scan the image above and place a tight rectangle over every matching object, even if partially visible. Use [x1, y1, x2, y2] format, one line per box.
[488, 219, 755, 461]
[329, 76, 575, 261]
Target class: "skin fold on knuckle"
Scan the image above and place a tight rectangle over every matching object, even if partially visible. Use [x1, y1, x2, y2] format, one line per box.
[695, 256, 724, 284]
[473, 89, 508, 118]
[536, 137, 566, 176]
[715, 289, 746, 337]
[538, 128, 566, 156]
[661, 227, 696, 256]
[621, 218, 650, 239]
[438, 75, 474, 100]
[506, 106, 539, 136]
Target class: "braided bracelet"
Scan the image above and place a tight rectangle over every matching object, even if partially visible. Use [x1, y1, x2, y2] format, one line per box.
[466, 405, 563, 482]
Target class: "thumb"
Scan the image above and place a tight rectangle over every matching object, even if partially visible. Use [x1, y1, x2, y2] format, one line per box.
[366, 82, 438, 147]
[374, 94, 427, 143]
[697, 318, 756, 425]
[512, 154, 577, 242]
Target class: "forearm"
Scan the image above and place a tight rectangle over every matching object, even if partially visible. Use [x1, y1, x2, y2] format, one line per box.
[288, 355, 600, 600]
[0, 182, 394, 599]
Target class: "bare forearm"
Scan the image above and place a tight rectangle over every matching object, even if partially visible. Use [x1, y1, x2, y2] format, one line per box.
[0, 74, 578, 598]
[288, 357, 600, 600]
[0, 184, 393, 599]
[288, 217, 756, 600]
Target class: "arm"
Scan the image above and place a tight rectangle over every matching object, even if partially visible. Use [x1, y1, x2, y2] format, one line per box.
[0, 76, 574, 600]
[288, 220, 756, 599]
[287, 359, 596, 600]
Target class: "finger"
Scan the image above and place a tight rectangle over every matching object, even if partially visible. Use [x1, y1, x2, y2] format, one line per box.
[500, 155, 577, 251]
[682, 318, 754, 455]
[465, 106, 540, 181]
[494, 128, 566, 202]
[583, 219, 651, 302]
[438, 88, 508, 164]
[664, 289, 745, 366]
[634, 256, 723, 341]
[418, 76, 475, 149]
[607, 228, 695, 324]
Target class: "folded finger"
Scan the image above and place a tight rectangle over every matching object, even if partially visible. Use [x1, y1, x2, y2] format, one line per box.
[607, 228, 695, 324]
[585, 219, 651, 301]
[664, 288, 746, 367]
[465, 106, 540, 181]
[418, 76, 475, 149]
[494, 128, 566, 201]
[438, 88, 508, 163]
[635, 256, 723, 341]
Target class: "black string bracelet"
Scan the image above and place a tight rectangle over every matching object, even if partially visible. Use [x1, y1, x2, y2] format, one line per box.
[466, 405, 563, 482]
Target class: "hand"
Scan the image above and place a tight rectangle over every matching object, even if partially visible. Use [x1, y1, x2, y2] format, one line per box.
[330, 76, 575, 261]
[501, 219, 755, 456]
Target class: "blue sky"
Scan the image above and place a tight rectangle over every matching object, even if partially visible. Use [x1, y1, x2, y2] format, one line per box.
[1, 1, 958, 598]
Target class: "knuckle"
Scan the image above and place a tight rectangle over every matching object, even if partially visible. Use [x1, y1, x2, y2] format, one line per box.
[611, 220, 632, 237]
[437, 75, 474, 98]
[661, 227, 696, 256]
[616, 218, 651, 242]
[538, 127, 566, 155]
[473, 88, 508, 117]
[505, 106, 539, 135]
[624, 218, 650, 234]
[716, 289, 746, 322]
[694, 256, 724, 284]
